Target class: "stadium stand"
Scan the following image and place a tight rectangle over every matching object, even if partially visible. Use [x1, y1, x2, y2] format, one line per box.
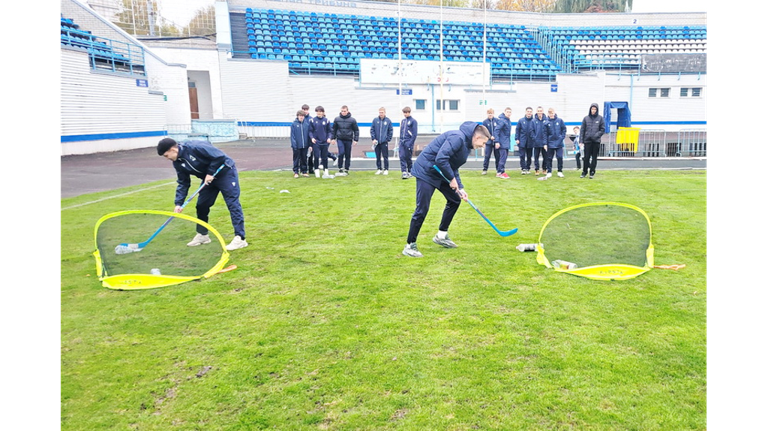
[61, 15, 146, 75]
[230, 8, 706, 80]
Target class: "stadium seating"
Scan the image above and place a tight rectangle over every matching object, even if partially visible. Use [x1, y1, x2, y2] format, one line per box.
[233, 8, 706, 78]
[61, 15, 146, 75]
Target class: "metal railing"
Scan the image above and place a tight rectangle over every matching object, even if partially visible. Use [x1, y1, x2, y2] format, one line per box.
[601, 129, 706, 157]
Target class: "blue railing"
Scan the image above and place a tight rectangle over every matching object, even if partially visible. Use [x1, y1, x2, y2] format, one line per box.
[61, 17, 146, 76]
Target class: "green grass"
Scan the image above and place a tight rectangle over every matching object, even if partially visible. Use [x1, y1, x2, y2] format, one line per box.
[61, 169, 706, 430]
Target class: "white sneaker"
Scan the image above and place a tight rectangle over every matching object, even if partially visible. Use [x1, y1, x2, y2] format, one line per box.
[375, 169, 382, 175]
[383, 170, 388, 175]
[226, 235, 248, 251]
[557, 171, 564, 178]
[402, 243, 423, 258]
[187, 233, 211, 247]
[546, 172, 552, 178]
[315, 169, 320, 178]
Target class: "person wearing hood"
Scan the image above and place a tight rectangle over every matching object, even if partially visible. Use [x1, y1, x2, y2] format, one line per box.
[544, 107, 567, 178]
[402, 121, 492, 258]
[493, 107, 513, 179]
[331, 105, 359, 176]
[579, 102, 605, 179]
[290, 109, 311, 178]
[531, 106, 549, 176]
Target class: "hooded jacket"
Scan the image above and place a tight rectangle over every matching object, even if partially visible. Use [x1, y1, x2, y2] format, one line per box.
[545, 114, 566, 149]
[411, 121, 479, 189]
[493, 112, 512, 150]
[580, 103, 605, 144]
[332, 112, 359, 142]
[290, 116, 311, 150]
[172, 140, 235, 206]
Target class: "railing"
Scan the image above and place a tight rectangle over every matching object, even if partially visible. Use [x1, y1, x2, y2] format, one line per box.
[61, 29, 146, 76]
[166, 120, 240, 143]
[601, 129, 706, 157]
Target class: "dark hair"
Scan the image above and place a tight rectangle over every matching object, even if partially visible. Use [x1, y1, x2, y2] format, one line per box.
[297, 110, 305, 117]
[402, 107, 411, 113]
[473, 125, 491, 139]
[157, 137, 178, 156]
[315, 106, 324, 112]
[301, 104, 310, 110]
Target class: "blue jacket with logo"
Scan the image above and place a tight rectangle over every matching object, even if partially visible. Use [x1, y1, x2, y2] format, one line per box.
[172, 140, 235, 206]
[370, 116, 393, 144]
[411, 121, 479, 190]
[482, 116, 497, 147]
[544, 114, 566, 149]
[531, 114, 549, 148]
[309, 116, 332, 145]
[399, 116, 418, 148]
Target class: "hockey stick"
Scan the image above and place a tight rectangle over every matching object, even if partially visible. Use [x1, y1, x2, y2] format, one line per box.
[432, 164, 518, 237]
[115, 164, 225, 254]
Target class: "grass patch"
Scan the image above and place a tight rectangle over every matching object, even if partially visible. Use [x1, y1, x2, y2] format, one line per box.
[62, 169, 706, 430]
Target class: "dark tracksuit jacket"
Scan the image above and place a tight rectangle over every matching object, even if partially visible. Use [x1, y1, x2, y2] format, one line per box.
[493, 113, 512, 173]
[515, 114, 534, 170]
[290, 116, 311, 173]
[407, 121, 480, 243]
[172, 140, 245, 238]
[481, 116, 498, 171]
[309, 115, 333, 169]
[370, 115, 393, 170]
[544, 114, 566, 172]
[531, 114, 549, 170]
[399, 116, 418, 172]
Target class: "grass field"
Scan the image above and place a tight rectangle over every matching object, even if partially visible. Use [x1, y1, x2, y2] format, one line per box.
[61, 169, 706, 430]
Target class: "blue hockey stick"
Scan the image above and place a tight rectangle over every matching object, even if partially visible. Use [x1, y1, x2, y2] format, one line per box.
[114, 164, 225, 254]
[432, 164, 518, 237]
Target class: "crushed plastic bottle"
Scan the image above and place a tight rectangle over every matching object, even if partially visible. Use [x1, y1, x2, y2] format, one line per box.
[516, 243, 539, 252]
[150, 268, 161, 275]
[551, 260, 577, 270]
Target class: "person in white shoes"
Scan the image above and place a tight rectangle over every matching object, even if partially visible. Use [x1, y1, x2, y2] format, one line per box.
[371, 107, 393, 176]
[157, 138, 248, 251]
[402, 122, 491, 258]
[543, 107, 567, 179]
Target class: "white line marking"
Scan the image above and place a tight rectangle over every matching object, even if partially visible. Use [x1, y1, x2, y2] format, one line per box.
[61, 182, 175, 211]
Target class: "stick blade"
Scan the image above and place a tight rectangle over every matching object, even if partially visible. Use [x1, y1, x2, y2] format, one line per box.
[498, 228, 519, 237]
[114, 243, 142, 255]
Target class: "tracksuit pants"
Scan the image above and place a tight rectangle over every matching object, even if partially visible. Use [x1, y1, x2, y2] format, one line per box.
[483, 143, 499, 172]
[497, 148, 509, 173]
[519, 147, 532, 171]
[375, 142, 389, 170]
[546, 147, 564, 173]
[399, 142, 414, 173]
[195, 166, 245, 239]
[533, 147, 546, 171]
[292, 147, 308, 174]
[337, 140, 352, 171]
[407, 178, 461, 244]
[582, 142, 600, 175]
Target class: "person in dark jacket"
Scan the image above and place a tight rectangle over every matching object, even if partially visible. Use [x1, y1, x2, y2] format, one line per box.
[370, 107, 393, 175]
[515, 107, 534, 174]
[402, 121, 491, 258]
[531, 106, 549, 175]
[544, 107, 567, 178]
[157, 138, 247, 250]
[332, 105, 359, 176]
[579, 102, 606, 179]
[290, 110, 311, 178]
[309, 105, 334, 178]
[493, 107, 513, 179]
[481, 108, 498, 175]
[399, 106, 419, 179]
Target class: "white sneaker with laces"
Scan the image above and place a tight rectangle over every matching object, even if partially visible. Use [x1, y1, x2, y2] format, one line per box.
[187, 233, 211, 247]
[315, 169, 320, 178]
[226, 235, 248, 251]
[375, 169, 382, 175]
[546, 172, 552, 178]
[383, 170, 388, 175]
[557, 171, 564, 178]
[402, 243, 423, 258]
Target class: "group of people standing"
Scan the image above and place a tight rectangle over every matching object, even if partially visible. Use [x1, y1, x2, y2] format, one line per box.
[290, 105, 420, 179]
[481, 102, 605, 180]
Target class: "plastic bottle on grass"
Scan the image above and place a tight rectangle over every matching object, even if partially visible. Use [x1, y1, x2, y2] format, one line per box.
[516, 243, 539, 252]
[551, 260, 577, 270]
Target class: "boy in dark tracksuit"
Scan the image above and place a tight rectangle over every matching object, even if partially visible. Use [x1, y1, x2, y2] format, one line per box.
[370, 107, 393, 175]
[544, 107, 566, 178]
[331, 105, 359, 176]
[531, 106, 549, 175]
[399, 106, 418, 179]
[402, 121, 491, 258]
[309, 105, 333, 177]
[290, 110, 311, 178]
[515, 107, 534, 174]
[156, 138, 247, 251]
[481, 108, 498, 175]
[493, 107, 513, 178]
